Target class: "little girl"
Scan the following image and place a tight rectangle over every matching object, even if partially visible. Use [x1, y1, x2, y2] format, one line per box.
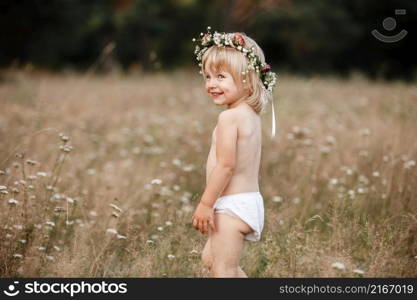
[191, 28, 277, 278]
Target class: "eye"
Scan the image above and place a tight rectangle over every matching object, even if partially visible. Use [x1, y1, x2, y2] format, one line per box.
[217, 74, 225, 79]
[205, 74, 210, 80]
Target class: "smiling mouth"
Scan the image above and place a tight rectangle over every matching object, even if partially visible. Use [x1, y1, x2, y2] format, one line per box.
[210, 91, 224, 97]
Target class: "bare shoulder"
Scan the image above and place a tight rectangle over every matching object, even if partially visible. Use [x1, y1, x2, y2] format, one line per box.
[218, 108, 238, 123]
[215, 110, 237, 132]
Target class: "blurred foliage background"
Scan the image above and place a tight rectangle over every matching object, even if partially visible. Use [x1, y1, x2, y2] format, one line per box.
[0, 0, 416, 79]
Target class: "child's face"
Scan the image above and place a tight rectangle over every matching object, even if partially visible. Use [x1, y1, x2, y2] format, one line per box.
[204, 68, 246, 107]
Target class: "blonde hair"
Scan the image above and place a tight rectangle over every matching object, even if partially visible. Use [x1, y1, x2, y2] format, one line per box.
[201, 33, 272, 114]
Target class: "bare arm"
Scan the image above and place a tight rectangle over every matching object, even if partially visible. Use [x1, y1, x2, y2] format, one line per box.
[201, 111, 238, 207]
[192, 110, 238, 234]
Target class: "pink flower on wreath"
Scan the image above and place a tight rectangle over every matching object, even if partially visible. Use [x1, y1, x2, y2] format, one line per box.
[233, 33, 245, 46]
[201, 34, 211, 46]
[261, 64, 271, 73]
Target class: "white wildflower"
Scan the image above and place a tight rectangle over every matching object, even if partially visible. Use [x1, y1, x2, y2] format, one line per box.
[8, 198, 18, 205]
[157, 226, 164, 231]
[180, 195, 190, 203]
[357, 187, 367, 194]
[353, 269, 365, 275]
[146, 239, 154, 245]
[404, 160, 416, 169]
[60, 134, 69, 142]
[46, 255, 55, 261]
[59, 145, 73, 152]
[38, 247, 46, 251]
[106, 228, 118, 235]
[86, 168, 96, 175]
[0, 185, 7, 190]
[89, 211, 97, 217]
[117, 234, 127, 240]
[167, 254, 175, 259]
[37, 172, 48, 177]
[13, 254, 23, 259]
[331, 262, 346, 270]
[45, 221, 55, 227]
[182, 164, 194, 172]
[272, 196, 283, 203]
[172, 158, 182, 166]
[173, 185, 180, 191]
[372, 171, 380, 177]
[358, 175, 369, 185]
[330, 178, 338, 185]
[319, 145, 331, 154]
[151, 178, 162, 185]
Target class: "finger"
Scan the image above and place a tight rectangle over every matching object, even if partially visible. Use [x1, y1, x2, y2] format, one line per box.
[197, 219, 202, 233]
[203, 220, 208, 235]
[199, 220, 205, 234]
[209, 219, 216, 232]
[192, 218, 198, 229]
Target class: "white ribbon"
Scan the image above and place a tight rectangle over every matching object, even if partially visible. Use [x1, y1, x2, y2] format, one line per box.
[271, 97, 276, 138]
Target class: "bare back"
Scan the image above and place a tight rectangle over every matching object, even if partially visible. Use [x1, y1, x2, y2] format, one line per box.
[206, 103, 262, 196]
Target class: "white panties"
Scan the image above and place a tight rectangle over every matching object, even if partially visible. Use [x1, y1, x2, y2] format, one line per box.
[214, 192, 264, 242]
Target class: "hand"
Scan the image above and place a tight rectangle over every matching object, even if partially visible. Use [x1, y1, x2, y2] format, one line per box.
[192, 202, 216, 235]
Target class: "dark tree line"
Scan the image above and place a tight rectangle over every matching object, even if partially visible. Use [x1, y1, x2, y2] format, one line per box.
[0, 0, 416, 79]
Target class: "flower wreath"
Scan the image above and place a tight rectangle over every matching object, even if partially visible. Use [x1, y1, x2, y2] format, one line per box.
[192, 27, 277, 92]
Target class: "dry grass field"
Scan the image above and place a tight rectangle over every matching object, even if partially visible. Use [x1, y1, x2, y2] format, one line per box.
[0, 69, 416, 277]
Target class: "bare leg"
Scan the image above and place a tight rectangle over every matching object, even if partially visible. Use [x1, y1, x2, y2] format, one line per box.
[203, 239, 247, 277]
[209, 213, 253, 278]
[201, 237, 213, 273]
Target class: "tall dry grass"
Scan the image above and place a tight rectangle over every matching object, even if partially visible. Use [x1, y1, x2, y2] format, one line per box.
[0, 69, 416, 277]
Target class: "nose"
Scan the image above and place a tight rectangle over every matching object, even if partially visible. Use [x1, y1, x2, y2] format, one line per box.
[206, 78, 217, 90]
